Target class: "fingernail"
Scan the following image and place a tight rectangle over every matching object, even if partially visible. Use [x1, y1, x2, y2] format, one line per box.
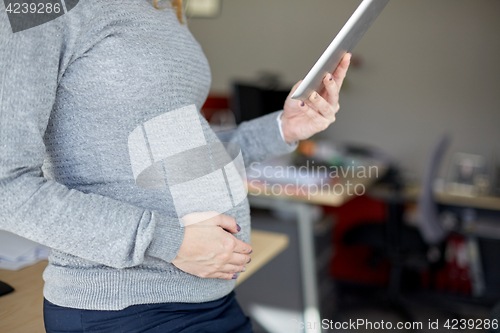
[247, 258, 251, 263]
[249, 249, 253, 254]
[236, 224, 241, 232]
[242, 267, 247, 272]
[232, 274, 238, 279]
[329, 74, 333, 81]
[300, 101, 305, 107]
[314, 92, 319, 99]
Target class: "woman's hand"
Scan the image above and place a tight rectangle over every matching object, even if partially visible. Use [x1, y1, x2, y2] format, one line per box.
[281, 53, 351, 144]
[172, 212, 252, 280]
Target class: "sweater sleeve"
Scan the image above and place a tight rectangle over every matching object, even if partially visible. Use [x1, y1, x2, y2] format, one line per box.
[0, 9, 184, 269]
[215, 111, 298, 167]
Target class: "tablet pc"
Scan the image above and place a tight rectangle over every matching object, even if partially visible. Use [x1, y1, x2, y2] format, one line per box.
[291, 0, 390, 101]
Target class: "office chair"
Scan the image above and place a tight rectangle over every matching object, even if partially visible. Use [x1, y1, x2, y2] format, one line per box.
[338, 168, 427, 324]
[337, 135, 452, 324]
[417, 134, 451, 245]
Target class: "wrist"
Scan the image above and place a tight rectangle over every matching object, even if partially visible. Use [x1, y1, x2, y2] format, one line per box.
[280, 113, 297, 144]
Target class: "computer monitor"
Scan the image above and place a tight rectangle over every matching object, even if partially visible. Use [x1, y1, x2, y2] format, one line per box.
[231, 82, 291, 124]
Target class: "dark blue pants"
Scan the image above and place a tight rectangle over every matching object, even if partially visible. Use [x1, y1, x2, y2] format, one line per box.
[43, 292, 252, 333]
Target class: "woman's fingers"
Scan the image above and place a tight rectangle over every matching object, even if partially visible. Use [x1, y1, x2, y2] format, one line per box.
[213, 213, 240, 234]
[302, 54, 351, 126]
[321, 53, 351, 106]
[224, 252, 250, 266]
[174, 212, 252, 280]
[214, 269, 247, 280]
[301, 107, 330, 132]
[232, 237, 252, 254]
[333, 53, 351, 89]
[322, 72, 340, 107]
[212, 272, 236, 280]
[218, 263, 246, 273]
[305, 90, 338, 122]
[212, 262, 247, 279]
[301, 91, 336, 132]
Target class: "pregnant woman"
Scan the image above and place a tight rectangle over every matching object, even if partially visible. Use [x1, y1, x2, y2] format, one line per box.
[0, 0, 350, 331]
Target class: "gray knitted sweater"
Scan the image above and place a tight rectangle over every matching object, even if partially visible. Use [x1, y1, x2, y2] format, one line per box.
[0, 0, 296, 310]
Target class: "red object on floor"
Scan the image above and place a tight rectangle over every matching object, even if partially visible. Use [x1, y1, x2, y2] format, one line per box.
[433, 234, 472, 295]
[324, 195, 390, 285]
[201, 95, 229, 122]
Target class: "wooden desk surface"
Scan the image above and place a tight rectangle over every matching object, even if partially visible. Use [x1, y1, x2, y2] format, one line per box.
[235, 229, 289, 286]
[371, 184, 500, 211]
[435, 191, 500, 211]
[0, 260, 46, 333]
[247, 162, 386, 207]
[0, 229, 289, 333]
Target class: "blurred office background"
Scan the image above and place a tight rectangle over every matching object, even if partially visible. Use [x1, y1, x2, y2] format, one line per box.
[189, 0, 500, 179]
[188, 0, 500, 332]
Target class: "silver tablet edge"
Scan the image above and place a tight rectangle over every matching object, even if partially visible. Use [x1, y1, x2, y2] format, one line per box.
[291, 0, 389, 101]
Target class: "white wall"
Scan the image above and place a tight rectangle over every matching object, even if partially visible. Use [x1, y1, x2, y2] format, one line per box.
[187, 0, 500, 179]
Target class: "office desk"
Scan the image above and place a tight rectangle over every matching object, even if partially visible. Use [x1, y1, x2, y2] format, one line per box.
[236, 230, 289, 286]
[0, 230, 288, 333]
[370, 184, 500, 211]
[432, 189, 500, 212]
[369, 183, 500, 312]
[247, 162, 385, 207]
[370, 184, 500, 243]
[0, 261, 45, 333]
[246, 162, 385, 333]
